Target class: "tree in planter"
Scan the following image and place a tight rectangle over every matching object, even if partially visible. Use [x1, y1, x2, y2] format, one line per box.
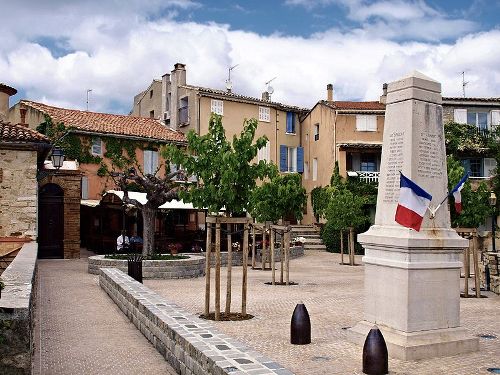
[164, 114, 274, 320]
[111, 167, 184, 256]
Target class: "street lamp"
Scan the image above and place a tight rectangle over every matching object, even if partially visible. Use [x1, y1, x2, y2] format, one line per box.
[51, 147, 65, 169]
[489, 191, 497, 252]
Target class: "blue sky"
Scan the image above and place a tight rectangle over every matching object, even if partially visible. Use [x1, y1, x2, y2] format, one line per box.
[1, 0, 500, 114]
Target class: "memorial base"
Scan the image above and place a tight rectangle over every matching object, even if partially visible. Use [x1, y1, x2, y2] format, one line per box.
[348, 321, 479, 361]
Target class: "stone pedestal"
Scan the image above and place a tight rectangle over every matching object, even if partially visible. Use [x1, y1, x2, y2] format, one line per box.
[348, 72, 478, 360]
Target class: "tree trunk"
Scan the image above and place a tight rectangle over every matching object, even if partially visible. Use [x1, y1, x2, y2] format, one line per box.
[142, 206, 156, 256]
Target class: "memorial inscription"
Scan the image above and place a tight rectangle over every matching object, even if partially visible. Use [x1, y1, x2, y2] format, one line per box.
[383, 131, 404, 203]
[417, 132, 442, 178]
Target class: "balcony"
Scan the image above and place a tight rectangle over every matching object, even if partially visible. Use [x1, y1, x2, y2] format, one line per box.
[348, 171, 380, 183]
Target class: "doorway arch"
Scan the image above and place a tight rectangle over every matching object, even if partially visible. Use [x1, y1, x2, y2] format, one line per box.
[38, 183, 64, 258]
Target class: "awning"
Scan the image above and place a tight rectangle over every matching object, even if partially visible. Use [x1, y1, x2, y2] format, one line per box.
[80, 199, 100, 207]
[103, 190, 197, 210]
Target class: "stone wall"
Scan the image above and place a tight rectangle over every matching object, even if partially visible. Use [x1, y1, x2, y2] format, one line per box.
[99, 268, 293, 375]
[39, 172, 81, 259]
[481, 252, 499, 295]
[0, 242, 38, 374]
[0, 149, 38, 239]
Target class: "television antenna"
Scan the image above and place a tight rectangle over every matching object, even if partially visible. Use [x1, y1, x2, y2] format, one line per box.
[226, 64, 239, 92]
[461, 71, 468, 98]
[86, 89, 92, 111]
[265, 77, 277, 99]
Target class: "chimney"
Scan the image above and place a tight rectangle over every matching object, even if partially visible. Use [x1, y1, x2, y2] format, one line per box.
[262, 91, 270, 102]
[327, 84, 333, 102]
[20, 105, 27, 126]
[0, 83, 17, 122]
[173, 63, 186, 86]
[379, 83, 388, 104]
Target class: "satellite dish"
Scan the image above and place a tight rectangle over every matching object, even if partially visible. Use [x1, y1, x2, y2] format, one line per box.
[226, 80, 233, 91]
[267, 85, 274, 95]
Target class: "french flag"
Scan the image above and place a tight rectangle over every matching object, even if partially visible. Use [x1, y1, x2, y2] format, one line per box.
[451, 172, 469, 214]
[395, 173, 432, 231]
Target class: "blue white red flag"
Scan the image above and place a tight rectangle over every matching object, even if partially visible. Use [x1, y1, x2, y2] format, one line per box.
[395, 173, 432, 231]
[450, 172, 469, 214]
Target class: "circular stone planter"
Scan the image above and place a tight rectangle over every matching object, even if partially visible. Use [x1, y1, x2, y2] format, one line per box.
[88, 254, 205, 279]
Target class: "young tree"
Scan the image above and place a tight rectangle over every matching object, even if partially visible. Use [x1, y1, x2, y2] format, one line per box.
[112, 167, 184, 256]
[250, 173, 307, 223]
[164, 114, 274, 215]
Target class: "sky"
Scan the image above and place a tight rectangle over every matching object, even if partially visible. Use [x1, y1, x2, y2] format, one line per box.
[1, 0, 500, 114]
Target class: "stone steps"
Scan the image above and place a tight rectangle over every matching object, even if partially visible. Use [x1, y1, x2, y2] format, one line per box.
[291, 225, 326, 251]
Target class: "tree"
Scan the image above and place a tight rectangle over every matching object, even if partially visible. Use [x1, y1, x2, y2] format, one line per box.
[446, 156, 492, 228]
[310, 186, 329, 222]
[112, 167, 184, 256]
[250, 173, 307, 223]
[164, 114, 275, 215]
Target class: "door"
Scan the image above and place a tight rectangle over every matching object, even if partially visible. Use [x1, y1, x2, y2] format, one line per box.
[38, 183, 64, 258]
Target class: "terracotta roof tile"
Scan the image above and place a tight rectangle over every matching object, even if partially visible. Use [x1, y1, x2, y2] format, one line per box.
[21, 101, 186, 144]
[0, 83, 17, 96]
[0, 121, 49, 143]
[330, 100, 386, 111]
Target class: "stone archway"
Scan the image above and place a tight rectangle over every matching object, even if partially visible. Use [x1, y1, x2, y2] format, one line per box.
[38, 183, 64, 258]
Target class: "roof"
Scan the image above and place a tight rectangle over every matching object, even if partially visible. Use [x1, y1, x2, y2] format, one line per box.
[179, 84, 308, 112]
[103, 190, 196, 210]
[0, 121, 49, 143]
[306, 100, 386, 117]
[338, 142, 382, 149]
[21, 100, 186, 143]
[0, 83, 17, 96]
[442, 97, 500, 106]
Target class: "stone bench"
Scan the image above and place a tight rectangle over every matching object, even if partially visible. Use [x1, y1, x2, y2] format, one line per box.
[99, 268, 293, 375]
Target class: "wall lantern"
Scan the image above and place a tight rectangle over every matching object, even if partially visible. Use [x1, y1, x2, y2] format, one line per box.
[51, 147, 65, 169]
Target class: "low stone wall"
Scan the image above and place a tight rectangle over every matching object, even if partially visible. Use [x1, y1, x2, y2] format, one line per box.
[480, 252, 499, 295]
[0, 242, 38, 374]
[88, 254, 205, 279]
[99, 268, 293, 375]
[204, 245, 304, 267]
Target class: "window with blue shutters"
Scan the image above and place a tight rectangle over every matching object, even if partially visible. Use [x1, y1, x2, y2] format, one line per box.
[280, 145, 288, 172]
[297, 147, 304, 173]
[286, 112, 295, 134]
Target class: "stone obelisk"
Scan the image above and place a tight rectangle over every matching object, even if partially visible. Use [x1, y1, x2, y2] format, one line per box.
[348, 71, 478, 360]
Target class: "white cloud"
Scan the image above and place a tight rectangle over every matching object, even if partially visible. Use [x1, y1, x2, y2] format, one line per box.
[0, 2, 499, 116]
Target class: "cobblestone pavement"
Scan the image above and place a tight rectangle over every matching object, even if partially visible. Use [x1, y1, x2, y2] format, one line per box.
[146, 250, 500, 375]
[33, 253, 177, 375]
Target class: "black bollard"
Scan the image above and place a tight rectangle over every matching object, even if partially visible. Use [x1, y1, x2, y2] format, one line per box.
[127, 253, 143, 283]
[485, 264, 490, 291]
[362, 325, 388, 375]
[290, 302, 311, 345]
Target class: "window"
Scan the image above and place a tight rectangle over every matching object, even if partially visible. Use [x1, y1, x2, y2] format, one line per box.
[461, 158, 482, 177]
[91, 137, 102, 155]
[286, 112, 296, 133]
[360, 154, 377, 172]
[257, 140, 270, 162]
[81, 176, 88, 199]
[259, 106, 270, 122]
[314, 123, 320, 141]
[492, 110, 500, 127]
[149, 110, 154, 118]
[312, 158, 318, 181]
[279, 145, 304, 173]
[484, 158, 497, 177]
[356, 115, 377, 132]
[211, 99, 223, 115]
[467, 111, 488, 130]
[179, 97, 189, 125]
[149, 90, 153, 99]
[143, 150, 159, 175]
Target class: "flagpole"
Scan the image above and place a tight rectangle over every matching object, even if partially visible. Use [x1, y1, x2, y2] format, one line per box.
[429, 192, 451, 218]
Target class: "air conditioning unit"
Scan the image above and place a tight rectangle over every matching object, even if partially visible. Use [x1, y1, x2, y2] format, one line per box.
[163, 111, 170, 120]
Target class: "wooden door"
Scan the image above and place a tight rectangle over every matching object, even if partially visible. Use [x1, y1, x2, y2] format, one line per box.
[38, 183, 64, 258]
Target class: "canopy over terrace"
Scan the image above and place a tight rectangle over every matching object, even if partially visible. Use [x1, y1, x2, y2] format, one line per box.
[80, 190, 205, 253]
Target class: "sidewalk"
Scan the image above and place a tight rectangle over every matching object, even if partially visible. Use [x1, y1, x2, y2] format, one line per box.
[32, 250, 177, 375]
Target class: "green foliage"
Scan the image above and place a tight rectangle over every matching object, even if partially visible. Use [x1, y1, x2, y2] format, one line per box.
[250, 173, 307, 223]
[330, 161, 343, 188]
[325, 189, 368, 230]
[311, 186, 329, 221]
[103, 138, 137, 170]
[444, 122, 489, 155]
[321, 221, 341, 252]
[346, 177, 379, 205]
[447, 155, 493, 228]
[164, 114, 275, 215]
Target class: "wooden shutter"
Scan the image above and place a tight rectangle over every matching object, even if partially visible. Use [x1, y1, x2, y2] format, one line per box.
[286, 112, 294, 133]
[280, 145, 288, 172]
[81, 176, 88, 200]
[454, 109, 467, 123]
[491, 110, 500, 126]
[297, 147, 304, 173]
[152, 151, 159, 173]
[356, 115, 366, 131]
[144, 150, 151, 174]
[366, 116, 377, 131]
[484, 158, 497, 177]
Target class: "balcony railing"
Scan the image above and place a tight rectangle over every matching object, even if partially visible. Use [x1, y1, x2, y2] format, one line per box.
[350, 171, 380, 183]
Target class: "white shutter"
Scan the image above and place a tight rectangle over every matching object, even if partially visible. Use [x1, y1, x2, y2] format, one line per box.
[304, 161, 309, 180]
[491, 110, 500, 126]
[211, 99, 223, 115]
[312, 158, 318, 181]
[81, 176, 88, 199]
[265, 141, 270, 162]
[356, 115, 367, 131]
[152, 151, 159, 174]
[366, 116, 377, 131]
[484, 158, 497, 177]
[454, 109, 467, 123]
[144, 150, 152, 174]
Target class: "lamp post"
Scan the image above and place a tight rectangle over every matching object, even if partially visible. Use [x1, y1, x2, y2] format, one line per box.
[489, 191, 497, 252]
[50, 147, 65, 169]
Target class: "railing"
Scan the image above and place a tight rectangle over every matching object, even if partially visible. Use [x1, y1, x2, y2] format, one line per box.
[354, 171, 380, 183]
[178, 106, 189, 125]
